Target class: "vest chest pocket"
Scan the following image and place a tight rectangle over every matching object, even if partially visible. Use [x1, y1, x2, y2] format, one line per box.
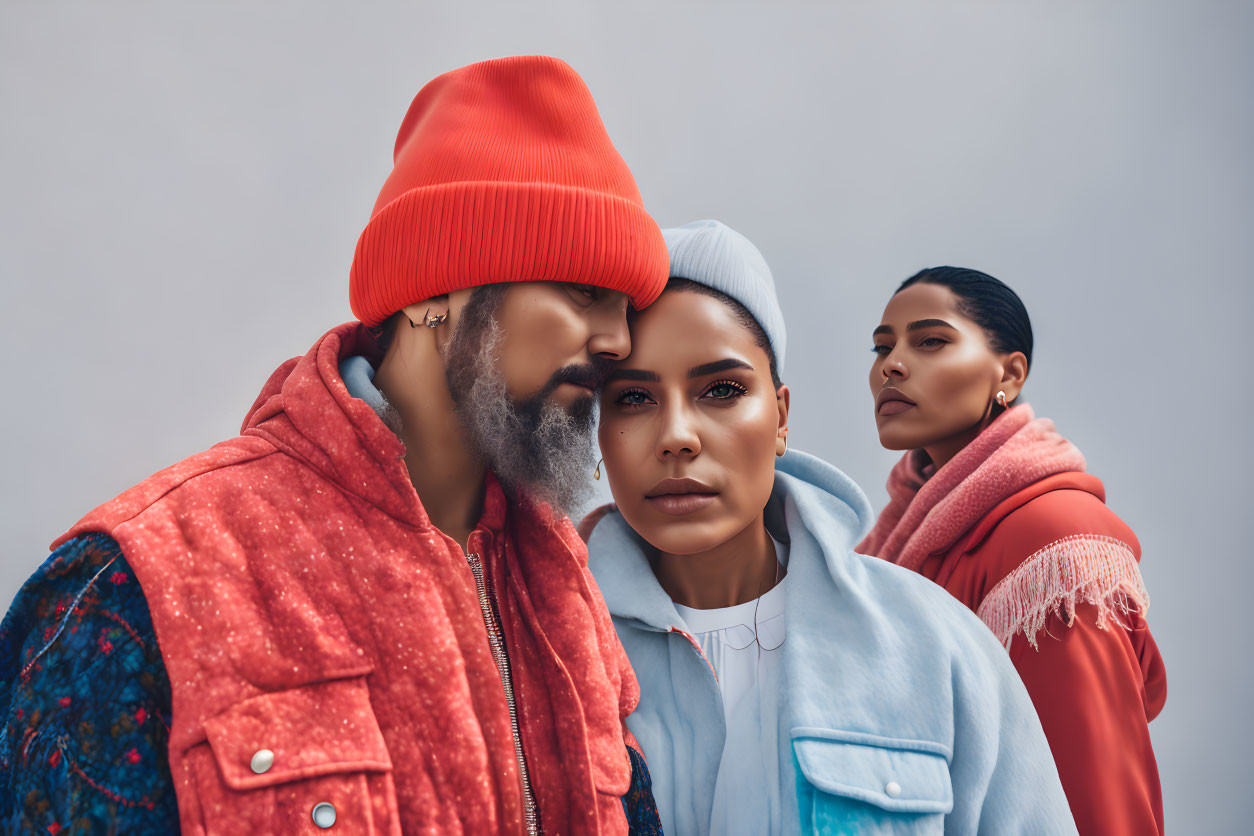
[791, 728, 953, 836]
[190, 676, 401, 835]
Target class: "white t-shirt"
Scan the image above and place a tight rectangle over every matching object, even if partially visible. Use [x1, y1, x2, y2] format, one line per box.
[672, 537, 789, 836]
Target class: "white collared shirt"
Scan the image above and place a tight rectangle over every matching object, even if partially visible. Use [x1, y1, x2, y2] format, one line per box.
[672, 537, 789, 835]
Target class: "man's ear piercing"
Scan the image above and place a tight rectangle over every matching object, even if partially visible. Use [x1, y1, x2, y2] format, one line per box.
[996, 390, 1008, 407]
[420, 308, 448, 328]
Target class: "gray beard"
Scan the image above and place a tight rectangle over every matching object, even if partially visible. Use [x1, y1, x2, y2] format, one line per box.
[442, 286, 599, 518]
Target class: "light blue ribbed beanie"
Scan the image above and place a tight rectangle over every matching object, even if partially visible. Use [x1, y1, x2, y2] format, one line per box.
[663, 219, 786, 375]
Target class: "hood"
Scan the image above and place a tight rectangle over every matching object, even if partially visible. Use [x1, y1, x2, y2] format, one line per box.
[586, 448, 873, 631]
[240, 322, 443, 530]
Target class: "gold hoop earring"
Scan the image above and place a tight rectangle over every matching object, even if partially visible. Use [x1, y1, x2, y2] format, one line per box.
[995, 390, 1007, 408]
[424, 312, 447, 328]
[593, 458, 603, 481]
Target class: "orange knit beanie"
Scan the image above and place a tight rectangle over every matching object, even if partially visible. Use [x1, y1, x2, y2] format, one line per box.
[349, 55, 669, 326]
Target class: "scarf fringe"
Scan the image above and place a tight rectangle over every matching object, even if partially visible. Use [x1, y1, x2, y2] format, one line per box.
[976, 534, 1149, 650]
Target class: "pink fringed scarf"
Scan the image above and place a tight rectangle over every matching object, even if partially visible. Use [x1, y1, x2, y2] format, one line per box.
[858, 404, 1087, 572]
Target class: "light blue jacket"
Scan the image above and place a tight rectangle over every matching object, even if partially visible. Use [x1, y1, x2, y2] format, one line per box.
[587, 450, 1078, 835]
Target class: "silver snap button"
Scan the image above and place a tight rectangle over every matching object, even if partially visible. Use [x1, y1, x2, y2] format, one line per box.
[312, 802, 337, 828]
[249, 749, 274, 774]
[885, 781, 902, 797]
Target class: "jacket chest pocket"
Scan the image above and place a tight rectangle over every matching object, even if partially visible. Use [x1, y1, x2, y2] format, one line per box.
[189, 676, 401, 835]
[792, 728, 953, 835]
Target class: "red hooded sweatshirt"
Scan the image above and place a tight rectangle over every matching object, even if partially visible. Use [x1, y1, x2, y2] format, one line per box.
[55, 322, 639, 835]
[859, 405, 1166, 836]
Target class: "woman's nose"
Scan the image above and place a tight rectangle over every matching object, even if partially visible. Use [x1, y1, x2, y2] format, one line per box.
[656, 406, 702, 460]
[881, 352, 908, 380]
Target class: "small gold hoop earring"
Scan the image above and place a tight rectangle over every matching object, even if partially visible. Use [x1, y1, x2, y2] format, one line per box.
[996, 390, 1008, 408]
[593, 458, 603, 481]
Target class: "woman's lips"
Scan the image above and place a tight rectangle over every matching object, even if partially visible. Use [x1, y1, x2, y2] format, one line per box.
[645, 493, 718, 516]
[877, 399, 915, 416]
[875, 387, 917, 417]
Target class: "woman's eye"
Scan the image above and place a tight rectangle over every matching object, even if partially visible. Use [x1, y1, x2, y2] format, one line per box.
[614, 388, 652, 407]
[702, 380, 748, 400]
[918, 336, 947, 349]
[871, 344, 891, 355]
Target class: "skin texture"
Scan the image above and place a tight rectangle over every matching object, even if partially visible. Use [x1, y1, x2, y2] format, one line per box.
[870, 282, 1028, 470]
[373, 281, 631, 546]
[492, 282, 632, 408]
[599, 290, 790, 610]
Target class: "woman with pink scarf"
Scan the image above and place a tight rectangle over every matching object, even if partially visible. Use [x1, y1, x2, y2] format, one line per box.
[860, 266, 1166, 835]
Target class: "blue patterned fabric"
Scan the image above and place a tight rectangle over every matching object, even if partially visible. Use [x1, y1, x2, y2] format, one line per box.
[623, 743, 665, 835]
[1, 533, 664, 834]
[0, 533, 178, 834]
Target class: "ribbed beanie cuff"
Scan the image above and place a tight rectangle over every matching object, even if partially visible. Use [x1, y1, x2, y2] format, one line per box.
[351, 182, 667, 325]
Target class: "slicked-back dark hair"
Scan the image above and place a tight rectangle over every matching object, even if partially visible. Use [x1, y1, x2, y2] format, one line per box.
[896, 266, 1033, 370]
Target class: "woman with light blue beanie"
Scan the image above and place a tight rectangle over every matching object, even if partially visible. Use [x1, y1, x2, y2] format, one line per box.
[581, 220, 1077, 834]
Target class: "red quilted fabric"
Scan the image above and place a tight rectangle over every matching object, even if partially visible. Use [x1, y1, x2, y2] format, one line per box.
[55, 322, 639, 835]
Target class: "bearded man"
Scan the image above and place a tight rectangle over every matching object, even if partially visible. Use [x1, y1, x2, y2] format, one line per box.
[0, 56, 668, 835]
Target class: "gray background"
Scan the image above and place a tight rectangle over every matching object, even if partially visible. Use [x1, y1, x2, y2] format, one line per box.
[2, 1, 1250, 830]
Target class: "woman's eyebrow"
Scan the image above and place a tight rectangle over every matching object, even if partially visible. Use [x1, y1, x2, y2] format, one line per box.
[606, 368, 660, 382]
[874, 319, 956, 338]
[688, 359, 753, 378]
[907, 318, 956, 331]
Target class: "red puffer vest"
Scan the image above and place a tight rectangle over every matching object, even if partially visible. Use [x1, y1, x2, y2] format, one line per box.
[54, 323, 639, 835]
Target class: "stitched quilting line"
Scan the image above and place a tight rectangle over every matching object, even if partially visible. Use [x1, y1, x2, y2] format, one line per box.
[20, 556, 117, 681]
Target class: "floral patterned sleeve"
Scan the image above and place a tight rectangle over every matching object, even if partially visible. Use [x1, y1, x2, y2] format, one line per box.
[623, 743, 664, 835]
[0, 532, 178, 834]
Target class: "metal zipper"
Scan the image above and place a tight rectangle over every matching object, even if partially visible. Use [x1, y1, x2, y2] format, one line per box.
[467, 551, 541, 836]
